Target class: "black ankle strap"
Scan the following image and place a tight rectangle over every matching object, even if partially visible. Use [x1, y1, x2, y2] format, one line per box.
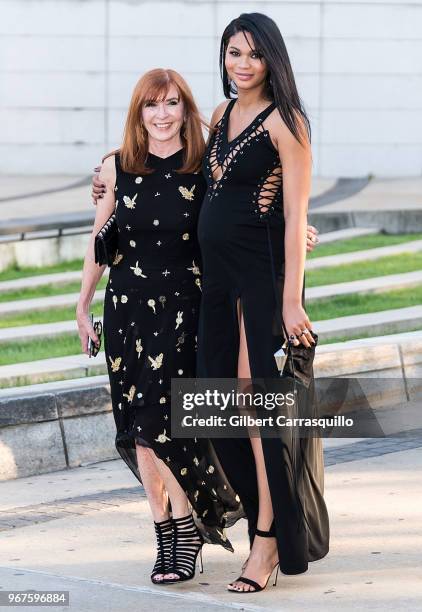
[255, 521, 276, 538]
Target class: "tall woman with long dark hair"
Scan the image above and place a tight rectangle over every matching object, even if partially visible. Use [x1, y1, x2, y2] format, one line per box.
[197, 12, 329, 592]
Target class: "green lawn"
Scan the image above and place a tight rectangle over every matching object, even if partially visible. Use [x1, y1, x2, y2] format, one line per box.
[0, 277, 108, 303]
[0, 368, 105, 390]
[0, 302, 103, 329]
[307, 285, 422, 321]
[306, 252, 422, 287]
[0, 259, 85, 282]
[318, 324, 422, 345]
[308, 232, 422, 259]
[0, 334, 85, 366]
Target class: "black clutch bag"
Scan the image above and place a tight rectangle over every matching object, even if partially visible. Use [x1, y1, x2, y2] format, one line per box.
[281, 329, 318, 388]
[94, 213, 118, 266]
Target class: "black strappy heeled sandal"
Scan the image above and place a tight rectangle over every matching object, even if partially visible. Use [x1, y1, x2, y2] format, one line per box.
[162, 513, 204, 584]
[228, 523, 279, 593]
[150, 518, 173, 584]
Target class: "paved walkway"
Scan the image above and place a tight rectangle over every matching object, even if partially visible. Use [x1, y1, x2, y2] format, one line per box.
[0, 436, 421, 611]
[1, 176, 421, 223]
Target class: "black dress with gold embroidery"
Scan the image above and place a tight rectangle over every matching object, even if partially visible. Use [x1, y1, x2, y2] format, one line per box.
[103, 149, 242, 549]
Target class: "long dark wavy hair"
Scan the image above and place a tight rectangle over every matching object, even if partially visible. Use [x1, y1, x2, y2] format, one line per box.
[219, 12, 311, 147]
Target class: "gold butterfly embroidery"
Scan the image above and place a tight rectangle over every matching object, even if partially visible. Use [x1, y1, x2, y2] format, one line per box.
[123, 385, 136, 403]
[123, 193, 138, 209]
[108, 356, 121, 372]
[178, 185, 195, 201]
[148, 353, 163, 370]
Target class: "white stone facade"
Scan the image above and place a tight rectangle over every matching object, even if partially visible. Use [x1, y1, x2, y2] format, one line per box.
[0, 0, 421, 176]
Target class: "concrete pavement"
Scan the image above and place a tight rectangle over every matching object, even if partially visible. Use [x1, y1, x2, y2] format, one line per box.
[0, 440, 421, 611]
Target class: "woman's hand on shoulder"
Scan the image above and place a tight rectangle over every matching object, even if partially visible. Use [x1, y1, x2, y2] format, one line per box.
[91, 155, 115, 205]
[92, 166, 105, 205]
[91, 155, 116, 233]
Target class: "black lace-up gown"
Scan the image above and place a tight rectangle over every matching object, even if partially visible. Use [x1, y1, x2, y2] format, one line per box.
[197, 100, 330, 574]
[103, 149, 242, 549]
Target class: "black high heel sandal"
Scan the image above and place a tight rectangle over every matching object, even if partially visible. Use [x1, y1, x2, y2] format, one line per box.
[162, 513, 204, 583]
[228, 523, 279, 593]
[150, 518, 173, 584]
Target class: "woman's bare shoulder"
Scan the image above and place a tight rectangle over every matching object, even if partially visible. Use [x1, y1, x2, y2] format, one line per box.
[210, 99, 231, 127]
[265, 107, 310, 152]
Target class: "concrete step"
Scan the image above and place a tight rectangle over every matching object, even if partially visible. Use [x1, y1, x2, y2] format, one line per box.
[307, 270, 422, 301]
[0, 290, 104, 316]
[307, 239, 422, 270]
[0, 269, 108, 294]
[314, 305, 422, 340]
[0, 374, 110, 400]
[317, 227, 379, 244]
[0, 352, 107, 388]
[0, 318, 103, 344]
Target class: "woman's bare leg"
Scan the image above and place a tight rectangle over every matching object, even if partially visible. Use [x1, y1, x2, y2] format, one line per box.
[135, 444, 169, 522]
[228, 300, 279, 592]
[135, 444, 171, 582]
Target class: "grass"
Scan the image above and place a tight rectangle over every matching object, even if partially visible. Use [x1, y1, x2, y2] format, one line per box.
[0, 334, 85, 366]
[0, 302, 103, 329]
[0, 277, 107, 303]
[308, 232, 422, 259]
[307, 285, 422, 321]
[0, 368, 106, 390]
[0, 259, 85, 282]
[306, 252, 422, 287]
[318, 325, 422, 345]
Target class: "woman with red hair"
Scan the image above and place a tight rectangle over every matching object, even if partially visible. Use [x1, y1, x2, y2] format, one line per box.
[77, 68, 244, 585]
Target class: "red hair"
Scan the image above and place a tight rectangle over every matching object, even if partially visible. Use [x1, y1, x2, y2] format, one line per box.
[107, 69, 208, 174]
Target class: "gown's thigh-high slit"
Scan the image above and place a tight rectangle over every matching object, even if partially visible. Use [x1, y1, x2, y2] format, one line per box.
[236, 297, 276, 535]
